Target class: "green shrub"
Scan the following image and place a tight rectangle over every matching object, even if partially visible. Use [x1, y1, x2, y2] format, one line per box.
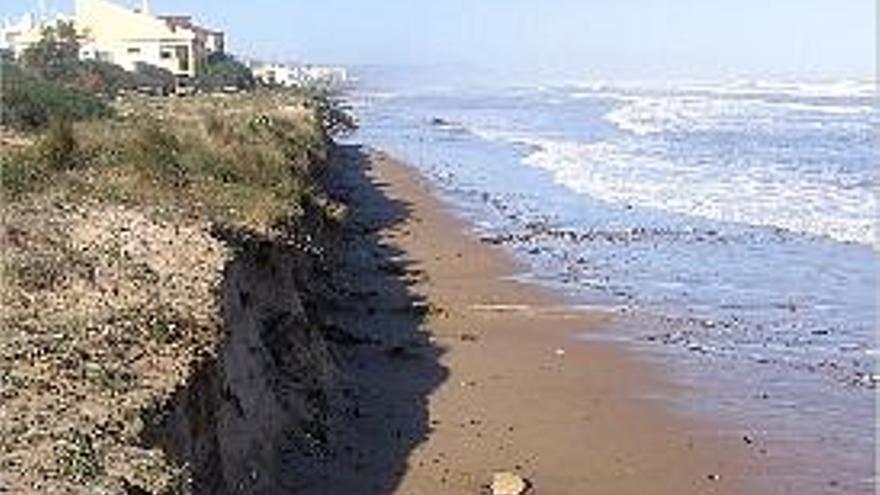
[64, 60, 138, 96]
[47, 60, 174, 97]
[195, 53, 255, 92]
[132, 63, 176, 96]
[1, 62, 113, 131]
[298, 88, 357, 136]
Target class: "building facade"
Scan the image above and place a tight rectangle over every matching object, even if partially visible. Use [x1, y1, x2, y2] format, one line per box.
[0, 13, 38, 54]
[1, 11, 74, 58]
[1, 0, 225, 81]
[76, 0, 205, 79]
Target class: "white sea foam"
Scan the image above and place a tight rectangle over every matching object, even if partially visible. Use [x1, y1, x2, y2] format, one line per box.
[515, 137, 877, 247]
[604, 95, 746, 136]
[570, 92, 598, 100]
[568, 79, 877, 99]
[561, 79, 877, 137]
[603, 92, 875, 136]
[451, 81, 877, 247]
[468, 125, 876, 247]
[775, 102, 875, 115]
[741, 80, 877, 99]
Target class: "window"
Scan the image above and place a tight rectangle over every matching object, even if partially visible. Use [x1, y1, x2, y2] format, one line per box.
[175, 46, 190, 72]
[127, 47, 141, 54]
[160, 50, 172, 60]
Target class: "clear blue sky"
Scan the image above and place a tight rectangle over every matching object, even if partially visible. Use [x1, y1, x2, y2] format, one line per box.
[4, 0, 875, 82]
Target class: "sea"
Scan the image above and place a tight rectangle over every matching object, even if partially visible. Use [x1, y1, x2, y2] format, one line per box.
[347, 69, 877, 492]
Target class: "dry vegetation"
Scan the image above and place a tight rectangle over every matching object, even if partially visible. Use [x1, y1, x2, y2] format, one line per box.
[0, 91, 348, 493]
[2, 91, 345, 233]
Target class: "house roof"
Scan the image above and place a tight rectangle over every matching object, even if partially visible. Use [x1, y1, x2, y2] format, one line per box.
[75, 0, 194, 42]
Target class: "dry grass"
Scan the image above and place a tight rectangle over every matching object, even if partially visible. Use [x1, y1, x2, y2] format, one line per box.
[3, 90, 341, 232]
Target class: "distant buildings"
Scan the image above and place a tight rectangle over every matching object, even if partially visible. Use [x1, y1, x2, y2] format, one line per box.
[1, 0, 225, 81]
[76, 0, 224, 80]
[1, 11, 75, 58]
[159, 14, 225, 60]
[0, 13, 40, 55]
[1, 1, 349, 91]
[250, 62, 349, 89]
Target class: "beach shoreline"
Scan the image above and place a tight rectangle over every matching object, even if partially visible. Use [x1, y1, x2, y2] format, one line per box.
[322, 145, 792, 494]
[346, 77, 876, 494]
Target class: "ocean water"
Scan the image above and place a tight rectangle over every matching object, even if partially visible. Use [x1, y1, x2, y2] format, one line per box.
[348, 74, 877, 489]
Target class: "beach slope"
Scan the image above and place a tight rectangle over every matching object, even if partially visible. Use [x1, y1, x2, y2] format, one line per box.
[308, 146, 766, 495]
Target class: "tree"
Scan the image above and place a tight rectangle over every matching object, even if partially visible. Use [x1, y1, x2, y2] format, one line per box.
[21, 21, 82, 81]
[195, 53, 255, 92]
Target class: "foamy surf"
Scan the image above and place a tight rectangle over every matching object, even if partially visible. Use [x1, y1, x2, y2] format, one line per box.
[352, 78, 877, 390]
[353, 71, 877, 495]
[518, 136, 877, 248]
[460, 81, 878, 248]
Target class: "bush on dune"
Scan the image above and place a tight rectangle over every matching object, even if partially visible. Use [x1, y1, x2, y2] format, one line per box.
[298, 87, 358, 136]
[195, 53, 256, 92]
[131, 63, 177, 95]
[63, 59, 130, 95]
[1, 62, 114, 131]
[64, 60, 174, 97]
[1, 85, 352, 235]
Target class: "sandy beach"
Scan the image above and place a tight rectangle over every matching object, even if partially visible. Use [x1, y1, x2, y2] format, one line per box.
[288, 145, 799, 495]
[2, 2, 872, 491]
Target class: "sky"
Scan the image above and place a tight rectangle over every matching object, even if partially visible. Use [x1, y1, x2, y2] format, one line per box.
[3, 0, 876, 83]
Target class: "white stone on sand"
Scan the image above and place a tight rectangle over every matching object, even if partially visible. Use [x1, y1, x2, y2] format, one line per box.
[491, 472, 528, 495]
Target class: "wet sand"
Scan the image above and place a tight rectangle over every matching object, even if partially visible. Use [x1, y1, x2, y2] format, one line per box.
[294, 144, 797, 495]
[294, 142, 871, 494]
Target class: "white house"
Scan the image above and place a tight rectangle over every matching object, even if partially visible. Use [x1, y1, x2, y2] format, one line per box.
[2, 0, 225, 82]
[0, 13, 38, 54]
[1, 10, 74, 58]
[75, 0, 204, 79]
[159, 15, 225, 59]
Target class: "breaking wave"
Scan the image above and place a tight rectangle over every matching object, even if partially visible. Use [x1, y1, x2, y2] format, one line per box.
[468, 81, 877, 247]
[518, 136, 876, 247]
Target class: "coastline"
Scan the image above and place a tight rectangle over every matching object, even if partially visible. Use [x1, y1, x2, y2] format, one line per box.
[347, 79, 876, 494]
[326, 145, 776, 494]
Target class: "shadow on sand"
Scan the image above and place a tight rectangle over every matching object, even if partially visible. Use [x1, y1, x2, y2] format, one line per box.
[138, 145, 447, 495]
[280, 144, 449, 494]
